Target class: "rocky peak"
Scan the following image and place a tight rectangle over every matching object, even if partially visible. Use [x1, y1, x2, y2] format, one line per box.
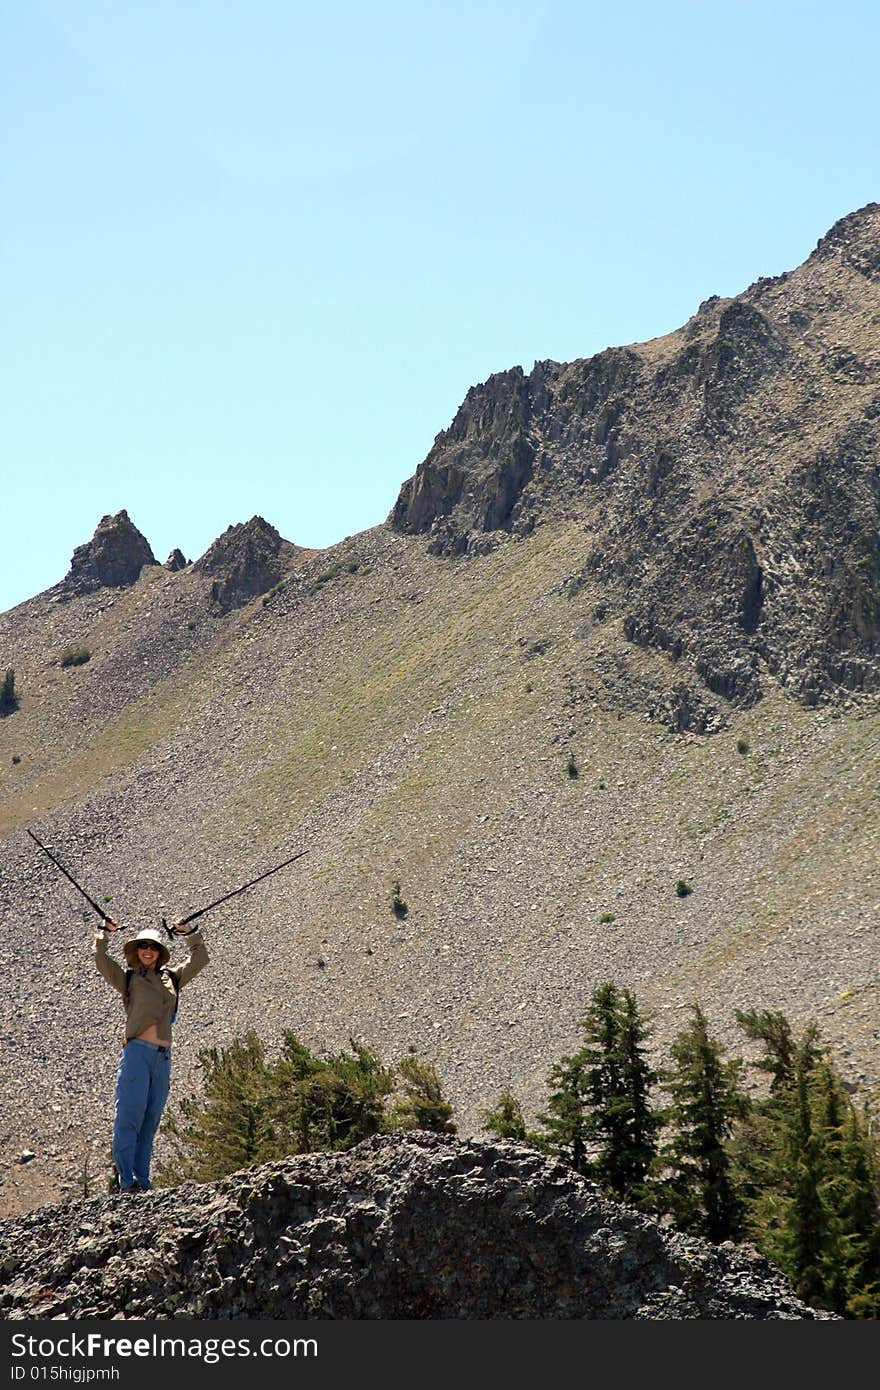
[194, 515, 299, 613]
[62, 510, 158, 597]
[808, 201, 880, 278]
[164, 548, 188, 572]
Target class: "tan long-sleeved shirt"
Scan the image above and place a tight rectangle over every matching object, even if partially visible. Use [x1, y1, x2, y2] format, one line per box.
[93, 930, 209, 1044]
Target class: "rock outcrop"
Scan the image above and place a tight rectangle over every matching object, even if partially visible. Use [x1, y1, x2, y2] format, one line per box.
[391, 203, 880, 709]
[391, 365, 536, 554]
[193, 516, 300, 613]
[0, 1133, 833, 1320]
[62, 511, 158, 597]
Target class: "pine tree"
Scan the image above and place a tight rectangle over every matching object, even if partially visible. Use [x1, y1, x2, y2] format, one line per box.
[734, 1008, 819, 1090]
[732, 1010, 880, 1316]
[0, 668, 18, 716]
[480, 1088, 528, 1141]
[660, 1004, 747, 1242]
[819, 1078, 880, 1318]
[538, 982, 660, 1203]
[538, 1053, 590, 1174]
[159, 1030, 409, 1181]
[780, 1049, 838, 1308]
[612, 987, 663, 1202]
[838, 1104, 880, 1318]
[269, 1032, 395, 1153]
[304, 1039, 395, 1150]
[389, 1056, 456, 1134]
[158, 1031, 278, 1183]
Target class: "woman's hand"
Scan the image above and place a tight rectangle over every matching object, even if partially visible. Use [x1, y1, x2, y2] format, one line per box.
[100, 917, 120, 933]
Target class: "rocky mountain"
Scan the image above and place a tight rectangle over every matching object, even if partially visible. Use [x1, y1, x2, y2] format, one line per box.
[0, 1133, 834, 1319]
[394, 205, 880, 709]
[0, 205, 878, 1231]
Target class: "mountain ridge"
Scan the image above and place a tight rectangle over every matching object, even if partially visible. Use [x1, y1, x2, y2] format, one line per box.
[392, 200, 880, 707]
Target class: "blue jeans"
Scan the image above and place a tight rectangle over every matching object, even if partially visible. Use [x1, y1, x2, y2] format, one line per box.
[113, 1039, 172, 1190]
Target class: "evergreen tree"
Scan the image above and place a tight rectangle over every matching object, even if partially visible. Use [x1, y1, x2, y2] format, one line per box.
[158, 1031, 278, 1183]
[270, 1032, 395, 1153]
[734, 1008, 819, 1090]
[838, 1105, 880, 1318]
[538, 982, 660, 1204]
[732, 1010, 880, 1317]
[389, 1056, 456, 1134]
[302, 1039, 395, 1151]
[480, 1088, 528, 1141]
[268, 1031, 326, 1153]
[821, 1080, 880, 1318]
[158, 1031, 412, 1182]
[612, 987, 663, 1202]
[780, 1049, 839, 1308]
[0, 668, 18, 716]
[537, 1053, 590, 1174]
[660, 1004, 747, 1242]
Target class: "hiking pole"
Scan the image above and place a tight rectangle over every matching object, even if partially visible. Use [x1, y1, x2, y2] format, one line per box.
[26, 829, 116, 927]
[163, 847, 310, 937]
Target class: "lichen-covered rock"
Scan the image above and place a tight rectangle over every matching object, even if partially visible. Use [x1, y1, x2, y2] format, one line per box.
[0, 1133, 834, 1320]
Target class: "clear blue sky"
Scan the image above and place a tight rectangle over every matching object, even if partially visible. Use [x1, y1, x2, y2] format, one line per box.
[2, 1, 878, 611]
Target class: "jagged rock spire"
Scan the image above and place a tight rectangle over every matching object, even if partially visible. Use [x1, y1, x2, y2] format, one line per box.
[63, 510, 158, 596]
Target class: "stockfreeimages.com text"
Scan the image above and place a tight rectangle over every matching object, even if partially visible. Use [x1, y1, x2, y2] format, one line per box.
[10, 1334, 316, 1365]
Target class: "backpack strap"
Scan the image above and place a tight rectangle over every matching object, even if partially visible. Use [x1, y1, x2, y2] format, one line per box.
[162, 966, 181, 1023]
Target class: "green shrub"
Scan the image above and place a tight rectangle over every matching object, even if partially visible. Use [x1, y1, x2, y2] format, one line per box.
[60, 644, 91, 668]
[310, 557, 363, 594]
[0, 669, 18, 716]
[390, 1056, 456, 1134]
[567, 752, 579, 778]
[675, 880, 693, 897]
[157, 1030, 455, 1184]
[736, 738, 750, 755]
[599, 912, 615, 924]
[391, 879, 408, 920]
[480, 1089, 528, 1140]
[262, 580, 288, 607]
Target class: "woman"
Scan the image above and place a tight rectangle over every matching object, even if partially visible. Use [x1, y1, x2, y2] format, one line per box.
[93, 918, 209, 1193]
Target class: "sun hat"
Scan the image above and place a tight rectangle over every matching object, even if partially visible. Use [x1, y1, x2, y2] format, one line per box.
[123, 927, 171, 968]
